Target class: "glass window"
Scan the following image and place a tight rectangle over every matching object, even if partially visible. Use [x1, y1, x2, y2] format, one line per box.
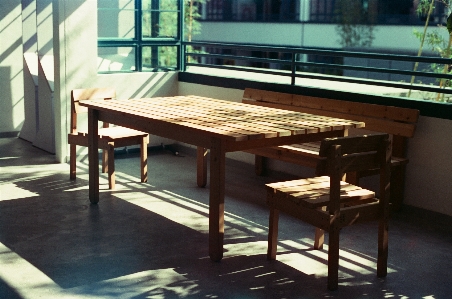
[142, 0, 179, 38]
[98, 0, 136, 39]
[308, 0, 446, 25]
[203, 0, 300, 22]
[142, 46, 178, 70]
[98, 0, 181, 73]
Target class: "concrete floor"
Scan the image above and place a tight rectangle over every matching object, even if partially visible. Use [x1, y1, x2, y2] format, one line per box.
[0, 137, 451, 299]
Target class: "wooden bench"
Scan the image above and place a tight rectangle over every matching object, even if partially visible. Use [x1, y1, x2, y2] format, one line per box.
[242, 88, 420, 211]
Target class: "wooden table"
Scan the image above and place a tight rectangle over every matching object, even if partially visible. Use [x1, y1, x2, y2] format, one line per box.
[80, 95, 364, 262]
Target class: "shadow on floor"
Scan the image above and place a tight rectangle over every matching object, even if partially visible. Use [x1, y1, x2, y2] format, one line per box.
[0, 137, 451, 298]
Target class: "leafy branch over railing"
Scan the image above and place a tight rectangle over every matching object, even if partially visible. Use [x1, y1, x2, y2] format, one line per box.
[411, 0, 452, 101]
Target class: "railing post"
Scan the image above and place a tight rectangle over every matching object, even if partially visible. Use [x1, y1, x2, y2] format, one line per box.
[181, 43, 186, 71]
[181, 0, 185, 71]
[291, 53, 296, 85]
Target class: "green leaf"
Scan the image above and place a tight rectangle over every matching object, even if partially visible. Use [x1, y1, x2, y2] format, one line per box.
[447, 12, 452, 34]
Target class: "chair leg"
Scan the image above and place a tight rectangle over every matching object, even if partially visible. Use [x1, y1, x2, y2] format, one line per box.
[314, 206, 326, 249]
[141, 137, 148, 183]
[267, 206, 280, 260]
[102, 149, 108, 173]
[107, 144, 115, 189]
[70, 144, 77, 180]
[327, 225, 340, 291]
[314, 228, 324, 249]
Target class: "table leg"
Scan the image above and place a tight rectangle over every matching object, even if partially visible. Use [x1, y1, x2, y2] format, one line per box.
[209, 138, 225, 262]
[88, 108, 99, 204]
[197, 147, 208, 187]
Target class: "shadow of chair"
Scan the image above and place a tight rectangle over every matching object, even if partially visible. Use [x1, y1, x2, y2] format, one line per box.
[68, 88, 149, 189]
[265, 134, 391, 290]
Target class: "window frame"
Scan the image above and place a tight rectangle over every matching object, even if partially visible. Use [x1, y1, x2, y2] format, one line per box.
[97, 0, 184, 73]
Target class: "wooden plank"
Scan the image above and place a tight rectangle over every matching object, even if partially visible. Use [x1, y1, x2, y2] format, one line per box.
[266, 192, 331, 231]
[243, 88, 419, 123]
[246, 146, 321, 169]
[267, 176, 375, 209]
[83, 97, 362, 145]
[209, 137, 226, 262]
[243, 99, 415, 137]
[337, 201, 381, 228]
[87, 108, 99, 204]
[281, 142, 321, 155]
[266, 176, 331, 190]
[197, 147, 208, 187]
[226, 130, 347, 152]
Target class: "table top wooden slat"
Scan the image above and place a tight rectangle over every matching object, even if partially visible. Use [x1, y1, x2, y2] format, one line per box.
[80, 96, 364, 141]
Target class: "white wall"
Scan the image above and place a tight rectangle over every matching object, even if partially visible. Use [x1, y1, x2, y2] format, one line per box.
[0, 0, 25, 136]
[406, 116, 452, 215]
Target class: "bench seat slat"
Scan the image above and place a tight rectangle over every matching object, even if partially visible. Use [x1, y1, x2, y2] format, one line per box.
[246, 142, 408, 169]
[268, 176, 376, 209]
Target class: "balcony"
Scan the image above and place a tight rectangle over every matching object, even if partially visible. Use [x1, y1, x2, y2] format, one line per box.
[3, 2, 452, 297]
[1, 136, 451, 298]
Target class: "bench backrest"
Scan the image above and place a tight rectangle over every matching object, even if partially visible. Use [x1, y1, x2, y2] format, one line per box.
[242, 88, 419, 138]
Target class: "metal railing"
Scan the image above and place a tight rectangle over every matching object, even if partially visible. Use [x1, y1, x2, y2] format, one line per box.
[182, 41, 452, 99]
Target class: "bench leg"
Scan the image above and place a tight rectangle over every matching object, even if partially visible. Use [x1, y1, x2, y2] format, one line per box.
[377, 185, 389, 278]
[255, 155, 267, 176]
[390, 165, 406, 211]
[345, 171, 359, 185]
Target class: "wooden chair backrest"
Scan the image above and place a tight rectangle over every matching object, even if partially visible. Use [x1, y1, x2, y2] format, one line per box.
[242, 88, 419, 138]
[316, 134, 391, 212]
[70, 88, 116, 133]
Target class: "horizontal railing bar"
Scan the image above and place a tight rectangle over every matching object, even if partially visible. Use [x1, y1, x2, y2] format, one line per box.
[185, 41, 452, 64]
[187, 52, 452, 80]
[186, 62, 452, 95]
[186, 52, 291, 64]
[183, 41, 452, 96]
[185, 62, 293, 77]
[99, 40, 181, 47]
[293, 61, 452, 79]
[293, 72, 452, 94]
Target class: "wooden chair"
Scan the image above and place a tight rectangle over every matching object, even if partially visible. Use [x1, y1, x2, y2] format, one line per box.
[68, 88, 149, 189]
[266, 134, 391, 290]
